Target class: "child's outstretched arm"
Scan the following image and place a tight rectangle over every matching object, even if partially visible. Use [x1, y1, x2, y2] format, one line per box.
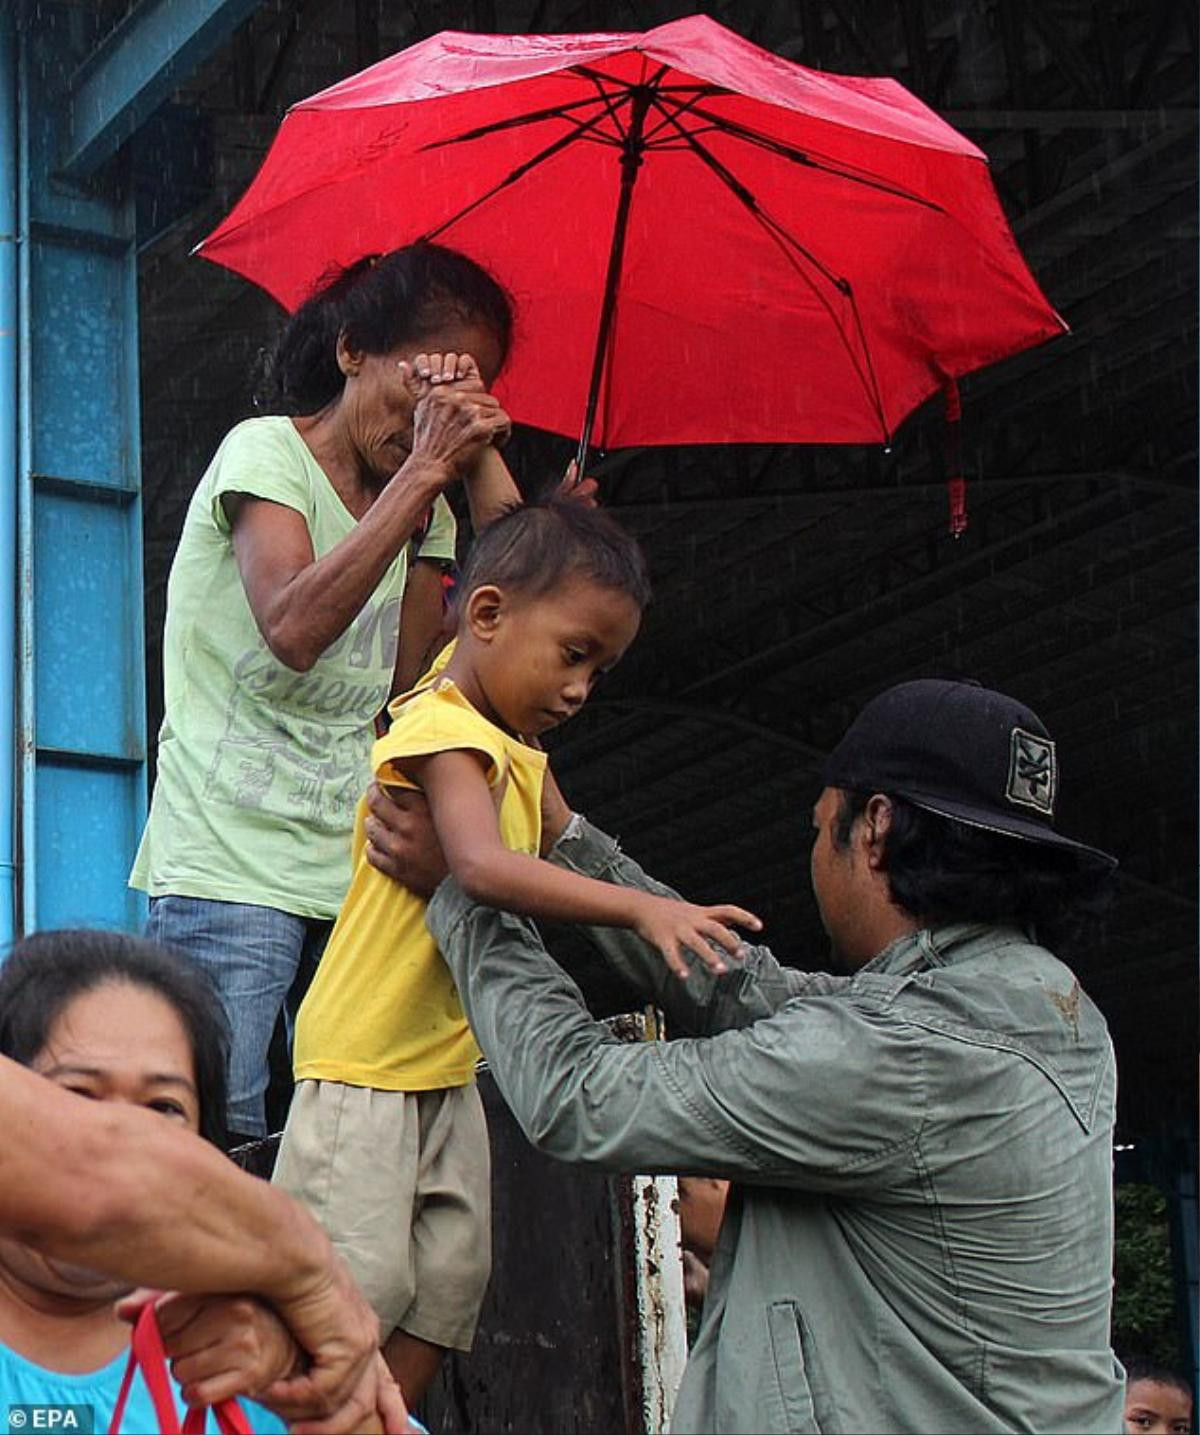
[412, 749, 761, 979]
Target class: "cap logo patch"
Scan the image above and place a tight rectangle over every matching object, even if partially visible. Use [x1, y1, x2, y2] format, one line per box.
[1007, 728, 1056, 815]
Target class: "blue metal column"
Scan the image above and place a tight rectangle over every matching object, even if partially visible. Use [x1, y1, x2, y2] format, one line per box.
[8, 0, 260, 936]
[14, 4, 147, 932]
[0, 13, 17, 949]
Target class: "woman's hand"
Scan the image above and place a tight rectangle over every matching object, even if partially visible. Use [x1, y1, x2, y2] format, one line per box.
[628, 892, 762, 981]
[116, 1287, 301, 1405]
[407, 350, 521, 525]
[401, 352, 512, 450]
[403, 372, 510, 479]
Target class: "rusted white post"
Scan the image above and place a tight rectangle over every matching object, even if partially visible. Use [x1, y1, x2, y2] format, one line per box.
[628, 1170, 689, 1432]
[610, 1007, 689, 1434]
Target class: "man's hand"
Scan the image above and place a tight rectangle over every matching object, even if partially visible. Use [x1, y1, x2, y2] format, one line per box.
[681, 1249, 711, 1310]
[629, 892, 761, 981]
[678, 1176, 729, 1263]
[364, 782, 449, 896]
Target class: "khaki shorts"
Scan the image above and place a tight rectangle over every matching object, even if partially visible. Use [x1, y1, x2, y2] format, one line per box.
[273, 1079, 491, 1351]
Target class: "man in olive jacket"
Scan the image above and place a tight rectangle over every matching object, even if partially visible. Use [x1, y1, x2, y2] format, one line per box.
[379, 678, 1125, 1434]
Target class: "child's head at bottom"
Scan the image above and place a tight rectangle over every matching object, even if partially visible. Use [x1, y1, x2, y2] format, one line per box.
[1123, 1357, 1194, 1435]
[452, 499, 650, 737]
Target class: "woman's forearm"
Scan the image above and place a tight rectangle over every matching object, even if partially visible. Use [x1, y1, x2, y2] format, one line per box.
[242, 457, 452, 672]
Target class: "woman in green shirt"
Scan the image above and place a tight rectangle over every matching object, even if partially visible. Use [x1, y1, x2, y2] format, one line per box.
[132, 243, 519, 1142]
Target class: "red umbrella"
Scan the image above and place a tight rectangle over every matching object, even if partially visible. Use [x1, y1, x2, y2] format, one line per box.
[197, 15, 1063, 499]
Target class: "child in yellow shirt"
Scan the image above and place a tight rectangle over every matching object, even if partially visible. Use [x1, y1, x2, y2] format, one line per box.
[274, 499, 759, 1406]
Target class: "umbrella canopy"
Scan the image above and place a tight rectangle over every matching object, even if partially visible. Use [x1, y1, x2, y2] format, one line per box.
[197, 14, 1065, 455]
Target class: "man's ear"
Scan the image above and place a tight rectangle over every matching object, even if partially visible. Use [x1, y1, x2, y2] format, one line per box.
[336, 329, 364, 377]
[463, 584, 504, 642]
[861, 794, 894, 869]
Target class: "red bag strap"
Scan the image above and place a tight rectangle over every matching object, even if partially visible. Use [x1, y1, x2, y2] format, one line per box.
[108, 1346, 141, 1435]
[108, 1303, 254, 1435]
[182, 1399, 254, 1435]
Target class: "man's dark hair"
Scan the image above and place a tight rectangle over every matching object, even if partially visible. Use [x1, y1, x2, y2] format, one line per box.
[831, 789, 1116, 953]
[0, 928, 230, 1148]
[457, 499, 651, 611]
[1122, 1355, 1194, 1399]
[256, 242, 513, 414]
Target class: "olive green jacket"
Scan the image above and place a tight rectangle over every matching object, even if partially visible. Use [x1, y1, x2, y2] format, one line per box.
[427, 818, 1123, 1434]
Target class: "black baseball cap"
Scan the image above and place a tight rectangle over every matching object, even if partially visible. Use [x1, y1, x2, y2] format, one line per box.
[821, 679, 1116, 866]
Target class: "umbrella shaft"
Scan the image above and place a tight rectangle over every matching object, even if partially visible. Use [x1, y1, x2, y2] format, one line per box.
[577, 86, 653, 473]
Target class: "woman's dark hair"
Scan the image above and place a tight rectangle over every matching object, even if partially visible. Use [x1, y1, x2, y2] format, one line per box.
[0, 929, 229, 1148]
[832, 790, 1116, 954]
[456, 498, 651, 611]
[256, 243, 514, 414]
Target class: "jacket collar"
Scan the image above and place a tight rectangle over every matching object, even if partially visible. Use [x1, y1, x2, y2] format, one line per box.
[863, 922, 1030, 977]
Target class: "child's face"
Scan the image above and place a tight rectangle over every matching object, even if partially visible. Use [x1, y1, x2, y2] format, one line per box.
[1124, 1380, 1193, 1435]
[467, 574, 641, 737]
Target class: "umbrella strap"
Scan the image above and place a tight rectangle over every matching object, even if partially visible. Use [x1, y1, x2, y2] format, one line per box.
[944, 379, 967, 538]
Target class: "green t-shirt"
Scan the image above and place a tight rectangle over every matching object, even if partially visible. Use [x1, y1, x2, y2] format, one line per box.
[131, 416, 456, 918]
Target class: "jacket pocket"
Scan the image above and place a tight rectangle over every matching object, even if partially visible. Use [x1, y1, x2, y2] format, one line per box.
[766, 1301, 837, 1433]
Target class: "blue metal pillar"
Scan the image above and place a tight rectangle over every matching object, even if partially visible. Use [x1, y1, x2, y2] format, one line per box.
[13, 4, 147, 933]
[0, 12, 17, 949]
[3, 0, 262, 940]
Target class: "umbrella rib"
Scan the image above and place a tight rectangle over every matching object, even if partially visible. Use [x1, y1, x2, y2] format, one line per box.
[684, 104, 946, 214]
[421, 98, 630, 245]
[649, 96, 890, 439]
[650, 98, 845, 291]
[570, 63, 722, 99]
[753, 211, 891, 442]
[419, 90, 623, 151]
[757, 211, 891, 441]
[578, 66, 635, 145]
[641, 84, 726, 147]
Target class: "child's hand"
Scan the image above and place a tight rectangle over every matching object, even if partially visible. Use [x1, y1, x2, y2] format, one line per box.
[399, 351, 486, 400]
[404, 352, 511, 449]
[557, 458, 599, 506]
[630, 893, 761, 980]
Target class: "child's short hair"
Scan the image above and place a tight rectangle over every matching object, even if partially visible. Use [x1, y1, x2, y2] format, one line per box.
[457, 499, 651, 610]
[1123, 1355, 1194, 1399]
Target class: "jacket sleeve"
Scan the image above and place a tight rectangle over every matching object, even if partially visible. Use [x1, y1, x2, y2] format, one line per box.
[427, 878, 927, 1190]
[544, 816, 827, 1035]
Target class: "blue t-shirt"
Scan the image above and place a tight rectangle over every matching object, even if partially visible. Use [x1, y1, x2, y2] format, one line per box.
[0, 1341, 287, 1433]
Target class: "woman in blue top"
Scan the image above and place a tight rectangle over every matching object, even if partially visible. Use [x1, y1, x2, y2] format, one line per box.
[0, 930, 288, 1432]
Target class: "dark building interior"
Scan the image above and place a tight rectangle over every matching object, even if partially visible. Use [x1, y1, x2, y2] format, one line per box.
[118, 0, 1196, 1416]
